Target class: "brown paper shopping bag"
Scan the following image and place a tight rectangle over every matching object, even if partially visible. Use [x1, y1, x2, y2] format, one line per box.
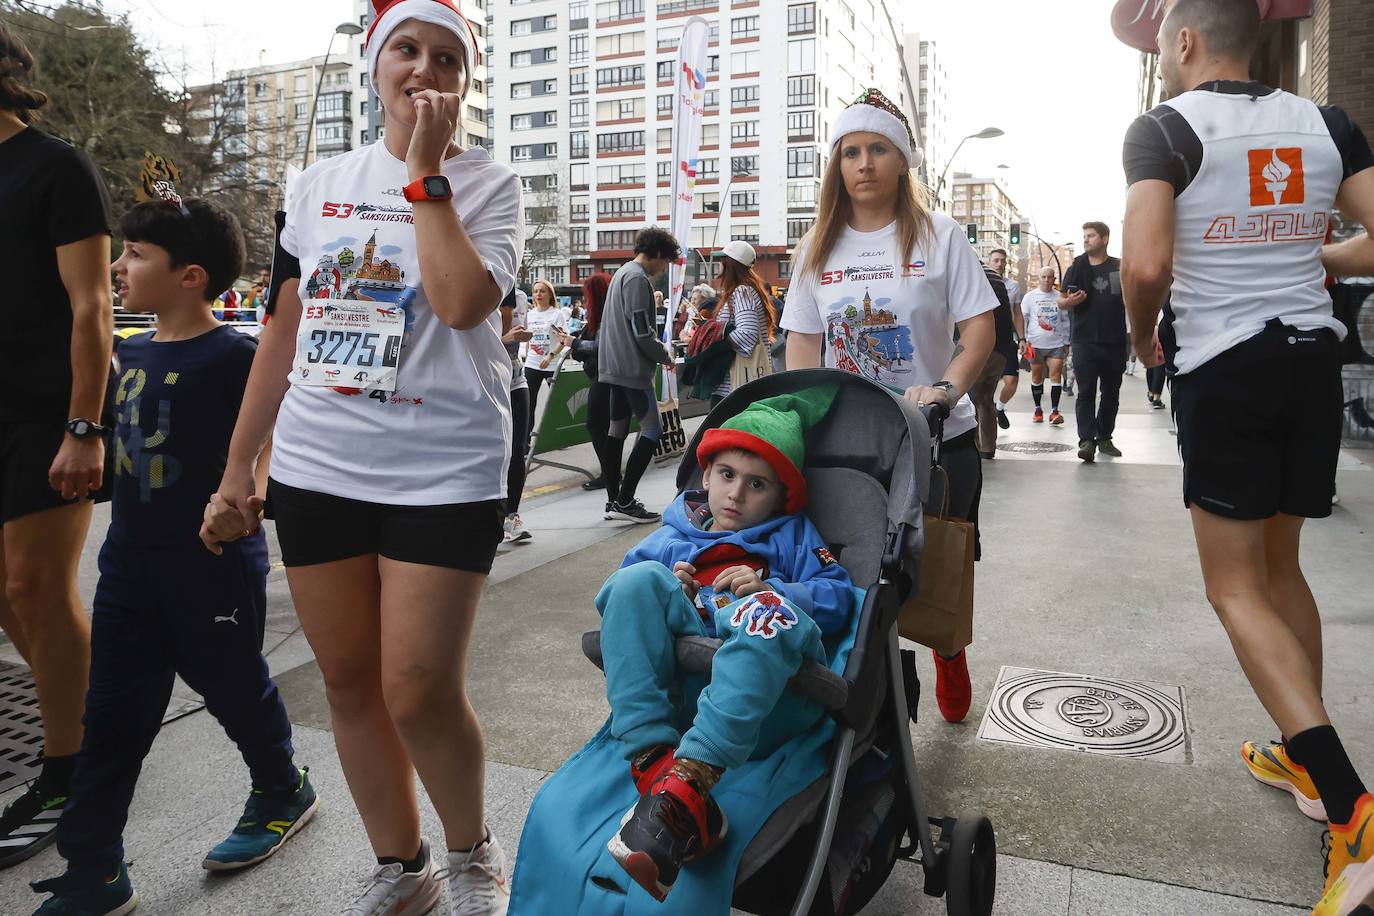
[898, 467, 976, 657]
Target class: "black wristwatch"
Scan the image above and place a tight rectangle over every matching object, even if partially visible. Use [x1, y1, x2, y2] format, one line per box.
[932, 380, 957, 401]
[64, 417, 107, 439]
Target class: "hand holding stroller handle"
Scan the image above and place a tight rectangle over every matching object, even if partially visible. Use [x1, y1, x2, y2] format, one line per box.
[919, 401, 950, 426]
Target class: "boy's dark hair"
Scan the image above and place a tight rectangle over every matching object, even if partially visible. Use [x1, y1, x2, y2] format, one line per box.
[1082, 220, 1110, 239]
[634, 226, 681, 261]
[1163, 0, 1260, 62]
[120, 197, 247, 301]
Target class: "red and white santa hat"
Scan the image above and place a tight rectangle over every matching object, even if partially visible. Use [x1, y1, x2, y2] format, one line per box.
[366, 0, 481, 98]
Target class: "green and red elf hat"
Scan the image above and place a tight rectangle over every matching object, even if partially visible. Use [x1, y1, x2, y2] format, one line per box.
[696, 385, 839, 515]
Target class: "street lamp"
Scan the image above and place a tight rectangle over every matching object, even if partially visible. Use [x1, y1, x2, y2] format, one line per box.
[302, 22, 366, 169]
[935, 126, 1004, 210]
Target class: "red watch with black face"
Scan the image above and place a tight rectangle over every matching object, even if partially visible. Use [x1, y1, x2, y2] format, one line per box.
[402, 176, 453, 203]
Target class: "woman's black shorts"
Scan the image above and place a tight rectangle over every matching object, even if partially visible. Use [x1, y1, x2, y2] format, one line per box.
[266, 478, 504, 573]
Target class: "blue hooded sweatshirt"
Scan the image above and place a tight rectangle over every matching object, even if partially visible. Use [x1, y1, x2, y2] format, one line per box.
[620, 490, 854, 636]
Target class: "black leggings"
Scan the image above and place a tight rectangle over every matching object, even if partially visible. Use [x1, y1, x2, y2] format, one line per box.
[1146, 364, 1167, 398]
[524, 366, 555, 443]
[586, 379, 613, 486]
[505, 385, 529, 515]
[605, 382, 662, 505]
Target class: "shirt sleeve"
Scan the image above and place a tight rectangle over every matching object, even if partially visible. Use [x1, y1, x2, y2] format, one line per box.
[1320, 105, 1374, 181]
[41, 147, 112, 248]
[945, 227, 999, 323]
[223, 333, 259, 412]
[765, 517, 855, 636]
[627, 274, 672, 364]
[779, 242, 824, 334]
[1123, 106, 1201, 197]
[727, 288, 761, 353]
[463, 170, 523, 299]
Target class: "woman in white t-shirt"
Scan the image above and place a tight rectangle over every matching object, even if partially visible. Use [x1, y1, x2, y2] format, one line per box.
[781, 88, 996, 728]
[201, 2, 519, 912]
[1019, 266, 1070, 425]
[521, 278, 567, 445]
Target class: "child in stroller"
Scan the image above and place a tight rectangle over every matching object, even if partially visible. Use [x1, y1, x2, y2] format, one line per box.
[597, 384, 854, 901]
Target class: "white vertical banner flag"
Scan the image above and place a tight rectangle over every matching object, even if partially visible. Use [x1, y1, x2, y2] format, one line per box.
[662, 15, 711, 404]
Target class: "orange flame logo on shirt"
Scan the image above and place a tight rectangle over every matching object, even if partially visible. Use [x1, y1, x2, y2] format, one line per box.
[1248, 148, 1304, 207]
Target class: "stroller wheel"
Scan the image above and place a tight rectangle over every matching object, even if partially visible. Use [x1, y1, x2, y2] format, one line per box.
[944, 812, 995, 916]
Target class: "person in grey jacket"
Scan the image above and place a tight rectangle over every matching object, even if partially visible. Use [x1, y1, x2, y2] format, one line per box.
[598, 226, 680, 523]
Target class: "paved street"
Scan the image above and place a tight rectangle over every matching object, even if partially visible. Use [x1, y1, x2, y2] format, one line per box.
[2, 371, 1369, 915]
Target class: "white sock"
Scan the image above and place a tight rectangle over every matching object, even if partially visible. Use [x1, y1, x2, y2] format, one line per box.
[996, 401, 1006, 411]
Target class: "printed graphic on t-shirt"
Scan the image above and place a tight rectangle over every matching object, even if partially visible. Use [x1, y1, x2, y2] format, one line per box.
[1034, 299, 1062, 335]
[113, 365, 178, 501]
[1248, 148, 1305, 206]
[821, 288, 915, 383]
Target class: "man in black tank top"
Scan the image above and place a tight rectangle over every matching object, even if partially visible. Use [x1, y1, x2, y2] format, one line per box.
[1121, 1, 1374, 910]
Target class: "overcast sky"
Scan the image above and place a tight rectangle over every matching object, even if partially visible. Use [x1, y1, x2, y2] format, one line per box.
[79, 0, 1140, 253]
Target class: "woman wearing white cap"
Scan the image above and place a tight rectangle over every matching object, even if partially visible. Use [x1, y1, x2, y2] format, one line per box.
[711, 239, 777, 405]
[781, 88, 997, 728]
[202, 1, 520, 912]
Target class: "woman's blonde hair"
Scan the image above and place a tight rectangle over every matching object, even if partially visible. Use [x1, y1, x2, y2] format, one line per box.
[531, 278, 556, 306]
[795, 152, 933, 284]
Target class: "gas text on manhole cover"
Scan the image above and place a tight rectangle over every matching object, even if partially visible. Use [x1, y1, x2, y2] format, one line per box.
[997, 441, 1075, 454]
[977, 666, 1190, 763]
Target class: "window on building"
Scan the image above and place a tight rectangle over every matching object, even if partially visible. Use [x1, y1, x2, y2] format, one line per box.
[787, 218, 814, 244]
[571, 196, 590, 221]
[597, 229, 638, 249]
[787, 3, 815, 34]
[596, 32, 643, 56]
[295, 102, 308, 119]
[656, 127, 672, 148]
[360, 129, 370, 144]
[731, 155, 759, 176]
[570, 162, 590, 186]
[786, 75, 815, 106]
[572, 132, 589, 157]
[570, 227, 589, 251]
[512, 145, 533, 161]
[657, 160, 672, 181]
[787, 180, 819, 208]
[788, 39, 815, 72]
[705, 89, 719, 109]
[598, 163, 646, 184]
[570, 33, 589, 63]
[730, 121, 759, 143]
[512, 114, 533, 130]
[511, 18, 531, 35]
[736, 223, 760, 244]
[731, 190, 759, 211]
[731, 50, 760, 74]
[571, 68, 589, 94]
[598, 197, 645, 218]
[597, 130, 644, 153]
[697, 191, 720, 213]
[787, 110, 815, 138]
[730, 85, 759, 108]
[698, 158, 719, 180]
[511, 51, 531, 67]
[656, 60, 674, 82]
[570, 99, 588, 125]
[731, 16, 759, 39]
[787, 147, 816, 177]
[657, 94, 672, 115]
[597, 65, 644, 88]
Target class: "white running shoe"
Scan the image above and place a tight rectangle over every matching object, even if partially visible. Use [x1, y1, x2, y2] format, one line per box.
[442, 833, 511, 916]
[505, 514, 532, 543]
[343, 838, 443, 915]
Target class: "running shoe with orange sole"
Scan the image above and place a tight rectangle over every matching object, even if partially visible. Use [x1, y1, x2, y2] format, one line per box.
[1318, 794, 1374, 908]
[1242, 740, 1327, 821]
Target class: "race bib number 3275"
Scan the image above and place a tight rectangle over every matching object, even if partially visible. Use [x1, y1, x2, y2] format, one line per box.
[292, 299, 404, 392]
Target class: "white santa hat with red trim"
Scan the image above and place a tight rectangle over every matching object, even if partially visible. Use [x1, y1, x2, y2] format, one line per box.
[365, 0, 481, 98]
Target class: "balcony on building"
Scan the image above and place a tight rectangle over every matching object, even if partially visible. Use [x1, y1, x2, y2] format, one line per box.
[596, 0, 644, 26]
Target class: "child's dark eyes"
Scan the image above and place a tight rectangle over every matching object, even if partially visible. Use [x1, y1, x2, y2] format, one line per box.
[748, 479, 767, 491]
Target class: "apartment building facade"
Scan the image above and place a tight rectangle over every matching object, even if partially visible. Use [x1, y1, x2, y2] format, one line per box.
[487, 0, 910, 288]
[949, 174, 1031, 288]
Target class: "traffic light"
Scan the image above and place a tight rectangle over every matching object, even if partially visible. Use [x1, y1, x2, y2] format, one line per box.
[1009, 222, 1021, 246]
[966, 223, 978, 244]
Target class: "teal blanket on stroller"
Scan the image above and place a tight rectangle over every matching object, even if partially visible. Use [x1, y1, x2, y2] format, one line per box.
[508, 587, 864, 916]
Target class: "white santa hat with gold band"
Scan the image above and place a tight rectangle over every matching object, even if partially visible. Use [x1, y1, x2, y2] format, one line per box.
[366, 0, 481, 98]
[829, 88, 924, 169]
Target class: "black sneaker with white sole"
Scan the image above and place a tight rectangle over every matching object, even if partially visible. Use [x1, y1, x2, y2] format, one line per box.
[606, 500, 661, 524]
[0, 782, 68, 870]
[996, 408, 1009, 430]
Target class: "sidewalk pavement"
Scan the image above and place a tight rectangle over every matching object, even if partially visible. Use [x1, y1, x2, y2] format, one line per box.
[2, 370, 1368, 915]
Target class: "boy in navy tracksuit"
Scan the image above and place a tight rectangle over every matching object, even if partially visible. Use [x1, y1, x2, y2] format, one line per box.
[599, 385, 854, 902]
[31, 196, 315, 915]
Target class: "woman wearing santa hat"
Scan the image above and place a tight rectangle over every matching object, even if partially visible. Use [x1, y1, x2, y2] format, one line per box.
[203, 1, 519, 912]
[781, 88, 998, 730]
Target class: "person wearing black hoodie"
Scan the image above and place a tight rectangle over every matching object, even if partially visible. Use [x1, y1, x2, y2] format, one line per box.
[1059, 221, 1127, 462]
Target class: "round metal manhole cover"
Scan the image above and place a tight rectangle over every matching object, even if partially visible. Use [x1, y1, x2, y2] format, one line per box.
[998, 441, 1075, 454]
[977, 667, 1189, 762]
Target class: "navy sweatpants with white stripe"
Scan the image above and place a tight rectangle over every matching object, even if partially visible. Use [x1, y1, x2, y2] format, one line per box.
[56, 537, 297, 874]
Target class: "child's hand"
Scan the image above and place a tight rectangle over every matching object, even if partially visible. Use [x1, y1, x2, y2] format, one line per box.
[673, 562, 700, 600]
[713, 565, 767, 597]
[200, 492, 265, 556]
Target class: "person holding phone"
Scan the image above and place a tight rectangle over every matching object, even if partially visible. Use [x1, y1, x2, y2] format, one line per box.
[1059, 221, 1127, 462]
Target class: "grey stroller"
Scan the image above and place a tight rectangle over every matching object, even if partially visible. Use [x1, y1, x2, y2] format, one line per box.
[583, 367, 997, 915]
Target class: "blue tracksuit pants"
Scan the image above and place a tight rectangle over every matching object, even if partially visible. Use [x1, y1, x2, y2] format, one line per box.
[596, 561, 827, 770]
[56, 538, 297, 874]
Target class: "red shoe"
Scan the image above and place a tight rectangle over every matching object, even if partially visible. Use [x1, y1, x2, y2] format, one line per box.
[933, 649, 972, 723]
[629, 744, 676, 795]
[1049, 409, 1064, 425]
[1032, 408, 1044, 423]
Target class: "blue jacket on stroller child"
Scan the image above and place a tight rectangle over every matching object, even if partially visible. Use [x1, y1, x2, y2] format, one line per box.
[508, 369, 997, 916]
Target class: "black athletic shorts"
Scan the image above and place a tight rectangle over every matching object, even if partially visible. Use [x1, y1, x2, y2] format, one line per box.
[266, 478, 505, 572]
[0, 420, 111, 525]
[1171, 320, 1342, 520]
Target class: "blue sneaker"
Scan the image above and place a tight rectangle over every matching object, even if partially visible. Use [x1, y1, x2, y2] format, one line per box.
[202, 767, 319, 872]
[30, 863, 138, 915]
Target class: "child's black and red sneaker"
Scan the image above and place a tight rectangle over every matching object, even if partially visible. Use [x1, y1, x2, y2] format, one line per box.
[607, 771, 728, 901]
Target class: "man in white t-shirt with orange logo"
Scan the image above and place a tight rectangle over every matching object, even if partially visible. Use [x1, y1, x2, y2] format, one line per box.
[1122, 1, 1374, 911]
